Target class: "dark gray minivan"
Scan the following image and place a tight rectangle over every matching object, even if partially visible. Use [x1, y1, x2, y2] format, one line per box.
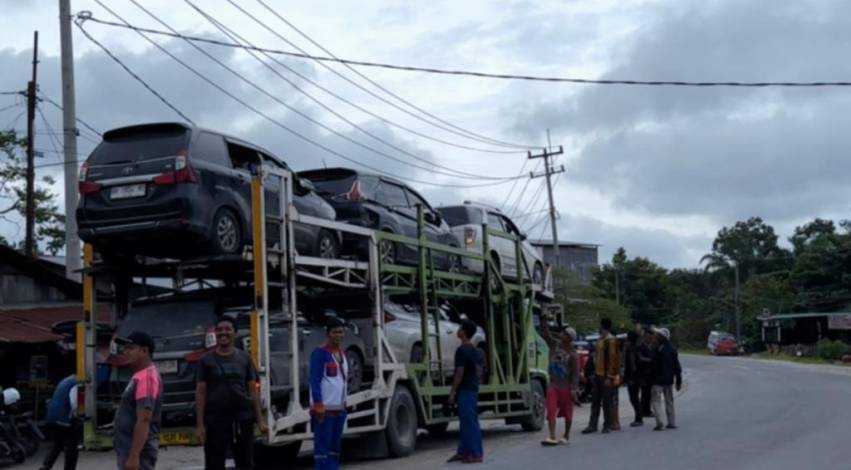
[77, 122, 339, 258]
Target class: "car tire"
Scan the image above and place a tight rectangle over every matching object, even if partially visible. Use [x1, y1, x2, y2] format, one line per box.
[315, 230, 339, 259]
[346, 348, 364, 392]
[386, 385, 418, 457]
[410, 343, 425, 363]
[210, 208, 242, 255]
[447, 251, 461, 273]
[379, 230, 397, 265]
[488, 252, 502, 293]
[532, 262, 545, 285]
[520, 379, 546, 431]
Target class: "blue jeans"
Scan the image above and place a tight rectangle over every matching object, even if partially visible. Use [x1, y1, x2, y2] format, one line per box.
[313, 411, 346, 470]
[456, 390, 483, 459]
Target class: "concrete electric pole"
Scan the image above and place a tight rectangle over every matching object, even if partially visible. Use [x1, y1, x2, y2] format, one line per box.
[24, 31, 39, 258]
[528, 146, 564, 268]
[59, 0, 82, 279]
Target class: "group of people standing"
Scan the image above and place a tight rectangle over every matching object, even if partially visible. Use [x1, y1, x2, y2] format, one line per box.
[539, 317, 684, 448]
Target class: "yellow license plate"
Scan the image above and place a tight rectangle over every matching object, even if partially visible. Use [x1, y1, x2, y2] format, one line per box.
[159, 432, 195, 446]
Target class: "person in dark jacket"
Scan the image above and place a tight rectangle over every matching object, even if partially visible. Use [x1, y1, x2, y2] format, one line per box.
[40, 374, 80, 470]
[638, 329, 656, 418]
[623, 331, 643, 427]
[650, 328, 682, 431]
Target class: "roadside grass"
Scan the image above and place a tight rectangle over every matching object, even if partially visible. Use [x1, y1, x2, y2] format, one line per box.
[750, 351, 850, 367]
[679, 348, 709, 356]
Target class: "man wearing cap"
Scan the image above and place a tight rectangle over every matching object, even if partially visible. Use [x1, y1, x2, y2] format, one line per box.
[650, 327, 682, 431]
[539, 318, 579, 446]
[113, 331, 162, 470]
[310, 317, 348, 470]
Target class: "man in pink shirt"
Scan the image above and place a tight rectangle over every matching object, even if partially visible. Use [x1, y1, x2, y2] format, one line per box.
[114, 331, 163, 470]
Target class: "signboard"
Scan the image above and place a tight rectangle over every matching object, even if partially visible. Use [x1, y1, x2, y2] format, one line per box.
[828, 314, 851, 330]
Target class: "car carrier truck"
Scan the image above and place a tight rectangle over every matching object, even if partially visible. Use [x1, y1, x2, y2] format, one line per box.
[75, 165, 555, 459]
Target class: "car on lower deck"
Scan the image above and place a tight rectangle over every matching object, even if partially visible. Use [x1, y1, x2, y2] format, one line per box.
[297, 168, 460, 270]
[437, 203, 546, 284]
[77, 122, 340, 259]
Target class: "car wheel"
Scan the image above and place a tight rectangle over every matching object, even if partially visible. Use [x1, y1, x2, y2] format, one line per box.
[520, 379, 546, 431]
[315, 230, 339, 259]
[532, 262, 545, 285]
[385, 385, 418, 457]
[447, 252, 461, 273]
[410, 343, 425, 363]
[488, 252, 502, 293]
[346, 348, 364, 392]
[380, 237, 397, 265]
[210, 209, 242, 255]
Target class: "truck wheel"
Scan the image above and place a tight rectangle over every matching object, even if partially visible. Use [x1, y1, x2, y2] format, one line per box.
[520, 379, 546, 431]
[346, 348, 364, 392]
[386, 386, 417, 457]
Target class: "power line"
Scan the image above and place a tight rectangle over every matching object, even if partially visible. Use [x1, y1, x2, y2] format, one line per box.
[124, 0, 514, 182]
[504, 160, 542, 216]
[185, 2, 517, 180]
[37, 93, 102, 137]
[35, 105, 64, 163]
[84, 3, 514, 189]
[0, 91, 25, 96]
[185, 2, 520, 156]
[77, 11, 536, 149]
[250, 0, 535, 149]
[0, 102, 22, 114]
[73, 17, 195, 125]
[79, 13, 851, 88]
[499, 159, 529, 210]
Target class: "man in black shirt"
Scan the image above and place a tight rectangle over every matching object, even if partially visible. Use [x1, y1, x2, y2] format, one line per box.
[447, 321, 484, 464]
[195, 317, 266, 470]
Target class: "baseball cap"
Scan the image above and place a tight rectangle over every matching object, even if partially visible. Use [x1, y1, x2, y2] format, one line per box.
[653, 327, 671, 340]
[115, 331, 156, 355]
[563, 327, 577, 340]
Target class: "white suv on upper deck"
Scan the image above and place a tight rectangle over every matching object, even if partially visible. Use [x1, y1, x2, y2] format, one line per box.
[438, 202, 546, 285]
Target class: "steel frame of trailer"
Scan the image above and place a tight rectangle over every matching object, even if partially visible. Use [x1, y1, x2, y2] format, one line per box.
[76, 165, 552, 451]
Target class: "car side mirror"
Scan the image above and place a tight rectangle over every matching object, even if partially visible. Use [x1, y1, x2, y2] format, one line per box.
[424, 211, 442, 225]
[519, 231, 528, 241]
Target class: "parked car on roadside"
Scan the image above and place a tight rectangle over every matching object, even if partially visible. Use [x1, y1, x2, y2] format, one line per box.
[98, 291, 369, 424]
[297, 168, 461, 270]
[707, 331, 739, 355]
[77, 122, 340, 259]
[437, 202, 546, 284]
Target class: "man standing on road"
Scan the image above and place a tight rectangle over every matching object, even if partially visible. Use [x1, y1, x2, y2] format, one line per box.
[195, 317, 266, 470]
[310, 317, 348, 470]
[539, 319, 579, 446]
[581, 318, 620, 435]
[650, 327, 682, 431]
[447, 321, 484, 463]
[113, 331, 162, 470]
[40, 374, 80, 470]
[624, 331, 644, 427]
[639, 329, 656, 419]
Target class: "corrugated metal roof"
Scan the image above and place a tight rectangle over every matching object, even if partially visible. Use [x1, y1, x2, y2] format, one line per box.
[0, 304, 112, 343]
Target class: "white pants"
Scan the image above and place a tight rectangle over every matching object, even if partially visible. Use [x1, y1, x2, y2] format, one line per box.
[651, 385, 675, 427]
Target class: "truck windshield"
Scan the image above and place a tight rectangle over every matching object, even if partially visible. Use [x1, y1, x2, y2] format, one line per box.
[118, 300, 217, 338]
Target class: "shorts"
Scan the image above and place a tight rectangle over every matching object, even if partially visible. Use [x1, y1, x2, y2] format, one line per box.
[546, 384, 574, 421]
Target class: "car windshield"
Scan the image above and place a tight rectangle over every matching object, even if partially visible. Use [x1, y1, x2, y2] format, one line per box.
[719, 335, 736, 342]
[438, 206, 483, 226]
[117, 300, 217, 338]
[88, 127, 189, 165]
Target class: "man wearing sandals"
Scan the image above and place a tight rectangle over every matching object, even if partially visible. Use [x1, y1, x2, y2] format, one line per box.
[540, 318, 580, 446]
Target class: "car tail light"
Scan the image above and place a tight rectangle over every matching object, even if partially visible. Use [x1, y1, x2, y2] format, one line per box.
[78, 181, 102, 195]
[464, 227, 477, 246]
[79, 161, 90, 181]
[153, 151, 196, 185]
[345, 180, 366, 201]
[205, 328, 217, 348]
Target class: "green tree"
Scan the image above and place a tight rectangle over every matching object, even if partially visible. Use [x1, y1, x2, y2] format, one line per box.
[701, 217, 791, 283]
[789, 218, 851, 310]
[594, 248, 671, 326]
[0, 130, 65, 255]
[553, 268, 631, 335]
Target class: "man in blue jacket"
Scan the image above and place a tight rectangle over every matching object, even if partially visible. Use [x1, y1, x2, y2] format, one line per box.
[40, 374, 80, 470]
[310, 317, 348, 470]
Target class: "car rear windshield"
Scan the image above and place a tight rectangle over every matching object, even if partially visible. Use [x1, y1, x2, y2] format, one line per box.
[88, 127, 189, 165]
[117, 300, 217, 338]
[438, 206, 482, 226]
[301, 170, 378, 199]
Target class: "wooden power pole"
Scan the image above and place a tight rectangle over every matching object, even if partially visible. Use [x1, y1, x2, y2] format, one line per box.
[24, 31, 39, 258]
[528, 146, 565, 268]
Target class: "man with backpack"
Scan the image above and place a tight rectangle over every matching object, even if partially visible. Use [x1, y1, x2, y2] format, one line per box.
[195, 317, 267, 470]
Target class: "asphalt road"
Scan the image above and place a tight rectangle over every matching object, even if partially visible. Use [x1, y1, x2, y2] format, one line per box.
[13, 355, 851, 469]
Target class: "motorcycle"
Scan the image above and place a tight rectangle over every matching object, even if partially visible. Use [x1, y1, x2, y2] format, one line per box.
[0, 387, 44, 464]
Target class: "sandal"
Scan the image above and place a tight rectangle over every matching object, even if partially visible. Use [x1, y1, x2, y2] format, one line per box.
[541, 438, 559, 446]
[558, 438, 569, 445]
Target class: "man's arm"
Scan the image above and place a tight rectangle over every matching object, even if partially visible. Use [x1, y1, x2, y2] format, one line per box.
[126, 408, 153, 469]
[309, 349, 325, 416]
[673, 349, 683, 390]
[195, 382, 206, 427]
[248, 380, 265, 426]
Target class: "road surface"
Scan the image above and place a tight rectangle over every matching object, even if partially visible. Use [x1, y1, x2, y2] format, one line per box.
[14, 355, 851, 469]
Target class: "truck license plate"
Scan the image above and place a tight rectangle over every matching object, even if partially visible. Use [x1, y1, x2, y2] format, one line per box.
[110, 184, 146, 199]
[155, 359, 178, 374]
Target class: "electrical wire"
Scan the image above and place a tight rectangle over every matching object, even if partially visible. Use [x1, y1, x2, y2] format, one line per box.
[0, 91, 25, 96]
[73, 18, 195, 125]
[250, 0, 535, 149]
[36, 93, 103, 137]
[83, 4, 515, 189]
[514, 178, 547, 219]
[186, 2, 518, 180]
[124, 0, 515, 182]
[499, 159, 529, 210]
[35, 105, 64, 163]
[80, 13, 851, 88]
[0, 102, 22, 114]
[185, 2, 520, 156]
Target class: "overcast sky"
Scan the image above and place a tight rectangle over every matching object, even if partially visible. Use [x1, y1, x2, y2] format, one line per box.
[2, 0, 850, 268]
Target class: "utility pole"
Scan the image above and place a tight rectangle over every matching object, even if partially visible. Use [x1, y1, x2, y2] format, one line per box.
[733, 260, 741, 340]
[528, 146, 565, 268]
[24, 31, 39, 258]
[60, 0, 82, 279]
